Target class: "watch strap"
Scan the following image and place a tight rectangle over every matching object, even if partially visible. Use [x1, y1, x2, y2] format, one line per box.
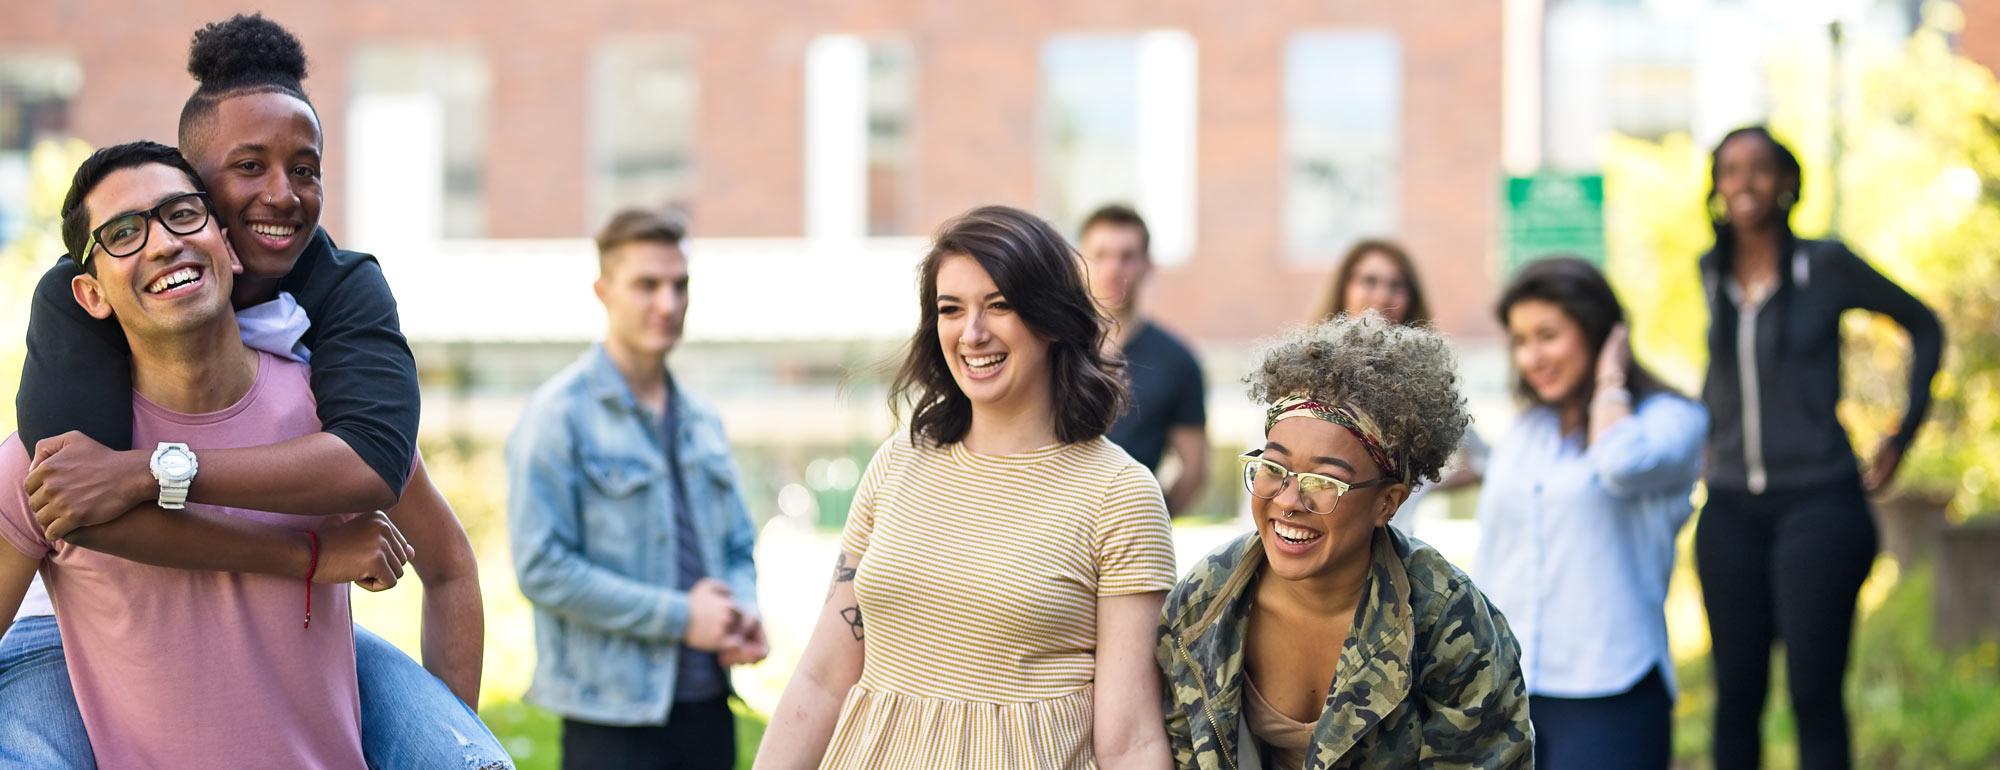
[157, 477, 190, 510]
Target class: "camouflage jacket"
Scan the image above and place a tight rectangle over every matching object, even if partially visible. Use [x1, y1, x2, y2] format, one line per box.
[1155, 527, 1533, 770]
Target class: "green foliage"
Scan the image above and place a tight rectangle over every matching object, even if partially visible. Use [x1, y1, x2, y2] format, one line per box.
[1846, 567, 2000, 767]
[1602, 2, 2000, 518]
[480, 699, 768, 769]
[1833, 4, 2000, 520]
[0, 138, 93, 437]
[1673, 564, 2000, 769]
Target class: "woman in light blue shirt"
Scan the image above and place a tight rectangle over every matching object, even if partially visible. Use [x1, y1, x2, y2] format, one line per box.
[1475, 257, 1707, 770]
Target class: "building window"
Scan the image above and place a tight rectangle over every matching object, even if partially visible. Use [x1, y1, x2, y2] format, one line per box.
[1039, 32, 1196, 265]
[0, 52, 81, 248]
[1285, 30, 1402, 263]
[805, 36, 916, 239]
[348, 45, 490, 242]
[865, 42, 916, 236]
[1542, 2, 1695, 169]
[592, 38, 697, 227]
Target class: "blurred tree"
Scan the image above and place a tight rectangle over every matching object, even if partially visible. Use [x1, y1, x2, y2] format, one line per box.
[0, 137, 93, 437]
[1833, 2, 2000, 520]
[1602, 1, 2000, 518]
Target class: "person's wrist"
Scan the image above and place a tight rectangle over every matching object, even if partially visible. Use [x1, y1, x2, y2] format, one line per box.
[127, 449, 161, 507]
[292, 532, 316, 579]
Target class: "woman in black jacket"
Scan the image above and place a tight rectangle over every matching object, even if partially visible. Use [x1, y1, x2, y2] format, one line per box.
[1694, 126, 1944, 770]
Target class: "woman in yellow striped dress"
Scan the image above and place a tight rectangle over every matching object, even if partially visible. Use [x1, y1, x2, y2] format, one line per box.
[756, 205, 1179, 769]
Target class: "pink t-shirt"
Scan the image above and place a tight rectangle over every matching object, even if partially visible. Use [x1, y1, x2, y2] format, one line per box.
[0, 352, 366, 769]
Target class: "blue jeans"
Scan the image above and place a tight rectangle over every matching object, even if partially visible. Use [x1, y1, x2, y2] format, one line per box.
[0, 615, 90, 769]
[0, 617, 512, 770]
[1529, 666, 1672, 770]
[354, 625, 515, 770]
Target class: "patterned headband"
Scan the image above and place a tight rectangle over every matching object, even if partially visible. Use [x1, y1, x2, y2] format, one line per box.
[1264, 396, 1403, 482]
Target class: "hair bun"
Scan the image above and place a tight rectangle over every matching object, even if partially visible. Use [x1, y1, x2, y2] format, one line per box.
[187, 14, 308, 88]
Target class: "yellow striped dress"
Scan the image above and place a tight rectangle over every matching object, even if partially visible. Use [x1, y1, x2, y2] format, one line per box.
[820, 435, 1178, 769]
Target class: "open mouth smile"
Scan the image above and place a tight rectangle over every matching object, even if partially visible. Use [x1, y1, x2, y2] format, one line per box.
[144, 265, 205, 297]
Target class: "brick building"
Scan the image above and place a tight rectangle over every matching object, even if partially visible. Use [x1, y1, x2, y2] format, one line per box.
[1, 0, 1504, 345]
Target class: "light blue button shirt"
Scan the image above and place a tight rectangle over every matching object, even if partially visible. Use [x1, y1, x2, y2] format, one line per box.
[1473, 393, 1707, 698]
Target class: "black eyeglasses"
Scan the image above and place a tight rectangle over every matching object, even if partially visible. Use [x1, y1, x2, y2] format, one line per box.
[1238, 449, 1395, 516]
[82, 192, 212, 265]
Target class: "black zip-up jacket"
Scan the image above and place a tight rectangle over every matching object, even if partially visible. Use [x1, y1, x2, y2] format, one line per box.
[15, 228, 419, 495]
[1699, 230, 1943, 494]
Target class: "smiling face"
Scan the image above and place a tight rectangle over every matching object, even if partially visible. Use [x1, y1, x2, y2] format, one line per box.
[934, 253, 1053, 418]
[1714, 133, 1790, 229]
[1506, 298, 1593, 406]
[1341, 250, 1412, 324]
[1253, 417, 1404, 582]
[184, 91, 323, 282]
[71, 163, 242, 341]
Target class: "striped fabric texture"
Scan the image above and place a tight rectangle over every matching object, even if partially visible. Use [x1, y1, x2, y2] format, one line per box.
[821, 435, 1177, 769]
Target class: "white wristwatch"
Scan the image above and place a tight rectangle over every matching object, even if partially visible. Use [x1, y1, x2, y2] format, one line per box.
[149, 442, 198, 510]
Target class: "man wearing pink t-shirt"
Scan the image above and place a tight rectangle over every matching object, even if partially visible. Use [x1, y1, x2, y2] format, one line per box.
[0, 142, 375, 768]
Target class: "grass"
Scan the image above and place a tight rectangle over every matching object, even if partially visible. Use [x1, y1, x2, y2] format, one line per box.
[480, 699, 768, 770]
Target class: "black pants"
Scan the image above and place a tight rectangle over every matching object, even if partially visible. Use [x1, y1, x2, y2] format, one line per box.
[561, 697, 736, 770]
[1696, 479, 1878, 770]
[1529, 666, 1672, 770]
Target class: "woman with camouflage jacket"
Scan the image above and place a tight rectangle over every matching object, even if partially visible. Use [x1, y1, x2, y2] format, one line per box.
[1157, 314, 1533, 770]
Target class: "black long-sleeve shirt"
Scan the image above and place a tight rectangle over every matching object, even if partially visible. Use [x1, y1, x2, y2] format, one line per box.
[1699, 232, 1944, 494]
[15, 228, 419, 496]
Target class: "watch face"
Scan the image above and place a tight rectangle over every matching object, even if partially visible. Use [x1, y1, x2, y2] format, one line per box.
[159, 454, 192, 478]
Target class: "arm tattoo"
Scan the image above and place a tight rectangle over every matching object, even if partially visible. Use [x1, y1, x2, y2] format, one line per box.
[829, 552, 864, 640]
[825, 552, 858, 601]
[841, 606, 865, 641]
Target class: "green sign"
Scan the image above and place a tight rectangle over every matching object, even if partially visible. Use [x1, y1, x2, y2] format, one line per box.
[1503, 173, 1605, 273]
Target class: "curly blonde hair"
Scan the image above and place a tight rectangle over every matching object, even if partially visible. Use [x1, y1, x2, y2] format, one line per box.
[1245, 313, 1470, 487]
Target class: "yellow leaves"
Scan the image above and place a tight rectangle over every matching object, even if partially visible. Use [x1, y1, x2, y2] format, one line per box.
[0, 137, 95, 437]
[1600, 132, 1712, 392]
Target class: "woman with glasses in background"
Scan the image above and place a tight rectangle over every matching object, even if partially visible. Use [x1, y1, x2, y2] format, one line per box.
[1316, 240, 1488, 535]
[1156, 314, 1531, 769]
[1475, 257, 1707, 770]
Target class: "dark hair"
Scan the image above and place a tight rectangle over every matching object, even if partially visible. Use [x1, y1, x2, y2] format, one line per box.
[1708, 125, 1801, 235]
[890, 205, 1128, 446]
[60, 141, 207, 275]
[1318, 238, 1433, 326]
[1495, 256, 1671, 408]
[1079, 203, 1151, 256]
[594, 208, 687, 269]
[178, 14, 316, 149]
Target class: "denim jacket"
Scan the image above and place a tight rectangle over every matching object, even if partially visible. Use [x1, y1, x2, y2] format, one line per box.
[506, 345, 759, 726]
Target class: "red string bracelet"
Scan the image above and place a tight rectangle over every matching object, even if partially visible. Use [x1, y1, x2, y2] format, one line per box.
[304, 530, 320, 629]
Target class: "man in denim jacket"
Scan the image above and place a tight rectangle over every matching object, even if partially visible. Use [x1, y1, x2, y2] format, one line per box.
[507, 209, 764, 770]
